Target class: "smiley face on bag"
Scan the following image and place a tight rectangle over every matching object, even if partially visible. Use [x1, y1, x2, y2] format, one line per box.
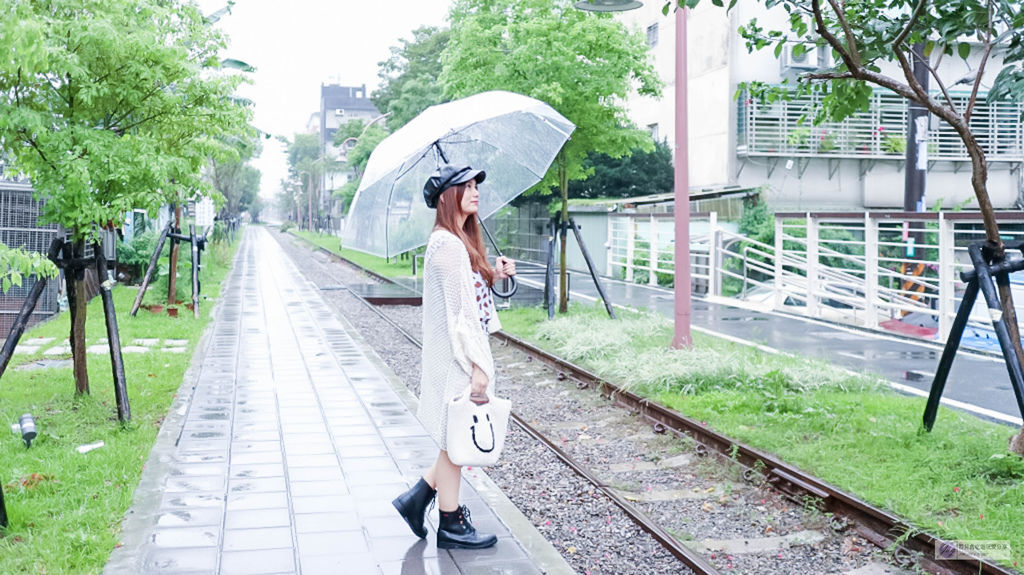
[471, 413, 495, 453]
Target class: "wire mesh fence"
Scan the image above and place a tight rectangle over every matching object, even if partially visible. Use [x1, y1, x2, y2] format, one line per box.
[0, 184, 62, 338]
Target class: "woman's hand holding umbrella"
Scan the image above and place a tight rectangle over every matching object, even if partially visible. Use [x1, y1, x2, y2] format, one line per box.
[494, 256, 516, 281]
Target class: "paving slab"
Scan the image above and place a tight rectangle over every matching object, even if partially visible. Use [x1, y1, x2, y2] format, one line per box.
[104, 226, 573, 575]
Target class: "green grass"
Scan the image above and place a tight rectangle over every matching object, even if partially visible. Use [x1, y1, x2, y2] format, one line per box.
[498, 303, 1024, 567]
[0, 238, 240, 575]
[289, 229, 420, 279]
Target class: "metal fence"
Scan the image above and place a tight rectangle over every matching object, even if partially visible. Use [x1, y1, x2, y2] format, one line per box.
[761, 211, 1024, 339]
[0, 182, 61, 338]
[486, 204, 552, 264]
[600, 207, 1024, 343]
[606, 212, 716, 295]
[738, 89, 1024, 162]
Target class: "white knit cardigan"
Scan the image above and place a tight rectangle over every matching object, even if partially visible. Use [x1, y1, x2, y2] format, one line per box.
[417, 230, 503, 450]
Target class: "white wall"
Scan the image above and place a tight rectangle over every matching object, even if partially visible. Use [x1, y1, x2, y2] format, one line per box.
[737, 156, 1021, 210]
[617, 4, 733, 189]
[619, 2, 1021, 211]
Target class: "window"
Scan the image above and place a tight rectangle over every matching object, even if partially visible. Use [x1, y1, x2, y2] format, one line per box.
[646, 23, 658, 48]
[648, 123, 659, 142]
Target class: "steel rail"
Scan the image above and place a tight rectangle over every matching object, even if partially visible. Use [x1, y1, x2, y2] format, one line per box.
[357, 303, 719, 573]
[493, 331, 1018, 575]
[304, 243, 719, 574]
[295, 234, 1017, 575]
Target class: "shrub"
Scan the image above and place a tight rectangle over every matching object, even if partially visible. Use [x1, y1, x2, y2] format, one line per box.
[117, 230, 159, 284]
[882, 133, 906, 154]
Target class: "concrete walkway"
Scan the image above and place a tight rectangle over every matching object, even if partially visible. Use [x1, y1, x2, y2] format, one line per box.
[105, 227, 570, 575]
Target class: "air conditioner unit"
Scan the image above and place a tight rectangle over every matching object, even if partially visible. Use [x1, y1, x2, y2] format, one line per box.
[782, 44, 820, 71]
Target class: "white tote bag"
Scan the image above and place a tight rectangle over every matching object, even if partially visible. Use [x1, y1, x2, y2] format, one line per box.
[445, 387, 511, 467]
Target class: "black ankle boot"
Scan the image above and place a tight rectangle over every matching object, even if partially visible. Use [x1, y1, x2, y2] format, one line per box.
[392, 478, 436, 538]
[437, 505, 498, 549]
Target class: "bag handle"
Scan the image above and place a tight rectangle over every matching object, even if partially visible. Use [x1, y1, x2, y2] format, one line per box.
[454, 385, 492, 405]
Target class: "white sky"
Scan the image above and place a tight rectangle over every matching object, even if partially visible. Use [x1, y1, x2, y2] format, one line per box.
[197, 0, 452, 199]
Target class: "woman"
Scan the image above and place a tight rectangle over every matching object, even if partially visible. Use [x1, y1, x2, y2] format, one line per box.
[392, 164, 516, 549]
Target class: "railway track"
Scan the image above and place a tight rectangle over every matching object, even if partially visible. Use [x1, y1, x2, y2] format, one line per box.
[281, 231, 1017, 575]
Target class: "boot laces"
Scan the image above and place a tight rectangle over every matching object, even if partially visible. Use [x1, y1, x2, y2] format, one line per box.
[459, 505, 471, 524]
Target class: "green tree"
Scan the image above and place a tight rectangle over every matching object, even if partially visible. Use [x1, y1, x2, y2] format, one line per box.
[332, 119, 389, 215]
[682, 0, 1024, 451]
[248, 194, 264, 223]
[0, 0, 250, 395]
[209, 136, 263, 219]
[443, 0, 662, 312]
[568, 140, 674, 199]
[286, 133, 323, 230]
[333, 119, 389, 175]
[373, 26, 450, 130]
[276, 178, 300, 224]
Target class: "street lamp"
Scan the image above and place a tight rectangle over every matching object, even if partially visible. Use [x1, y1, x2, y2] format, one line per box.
[576, 0, 692, 348]
[573, 0, 643, 10]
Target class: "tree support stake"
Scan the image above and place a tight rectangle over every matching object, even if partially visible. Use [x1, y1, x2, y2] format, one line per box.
[924, 240, 1024, 430]
[569, 217, 616, 319]
[190, 224, 200, 319]
[130, 220, 172, 317]
[95, 243, 131, 423]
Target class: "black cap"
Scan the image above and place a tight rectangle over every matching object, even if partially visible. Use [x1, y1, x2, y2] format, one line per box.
[423, 164, 486, 208]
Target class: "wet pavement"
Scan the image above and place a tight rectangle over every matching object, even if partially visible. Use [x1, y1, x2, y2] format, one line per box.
[508, 264, 1023, 427]
[104, 227, 570, 575]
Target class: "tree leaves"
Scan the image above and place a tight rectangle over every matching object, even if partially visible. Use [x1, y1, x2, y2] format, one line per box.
[373, 27, 450, 130]
[442, 0, 662, 195]
[567, 141, 674, 199]
[729, 0, 1024, 125]
[0, 243, 58, 294]
[0, 0, 252, 241]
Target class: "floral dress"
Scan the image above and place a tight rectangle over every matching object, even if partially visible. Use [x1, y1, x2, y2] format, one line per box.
[473, 270, 495, 334]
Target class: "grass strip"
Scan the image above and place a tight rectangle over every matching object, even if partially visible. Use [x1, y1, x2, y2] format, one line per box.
[498, 303, 1024, 568]
[0, 238, 240, 575]
[288, 228, 419, 279]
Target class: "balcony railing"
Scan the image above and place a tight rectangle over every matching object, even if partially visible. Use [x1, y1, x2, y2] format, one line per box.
[737, 89, 1024, 163]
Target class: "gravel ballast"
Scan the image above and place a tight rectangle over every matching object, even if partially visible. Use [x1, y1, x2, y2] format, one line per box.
[271, 230, 915, 575]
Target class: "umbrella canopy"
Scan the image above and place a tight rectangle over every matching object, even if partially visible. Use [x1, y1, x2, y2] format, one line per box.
[342, 91, 575, 258]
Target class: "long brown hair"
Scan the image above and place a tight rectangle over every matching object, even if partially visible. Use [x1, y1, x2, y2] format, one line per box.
[434, 183, 495, 286]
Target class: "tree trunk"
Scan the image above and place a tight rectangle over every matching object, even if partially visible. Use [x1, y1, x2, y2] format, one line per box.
[95, 242, 131, 423]
[558, 153, 569, 314]
[65, 239, 89, 395]
[307, 173, 313, 232]
[962, 130, 1024, 455]
[168, 203, 181, 306]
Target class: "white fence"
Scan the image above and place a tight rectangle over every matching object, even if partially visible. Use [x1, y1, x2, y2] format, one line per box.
[606, 212, 718, 294]
[606, 210, 1024, 342]
[739, 89, 1024, 162]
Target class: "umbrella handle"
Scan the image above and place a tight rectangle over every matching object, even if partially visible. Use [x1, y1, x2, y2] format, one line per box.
[492, 275, 518, 299]
[478, 216, 517, 299]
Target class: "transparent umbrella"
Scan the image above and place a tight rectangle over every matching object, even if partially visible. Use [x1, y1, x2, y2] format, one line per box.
[342, 91, 574, 259]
